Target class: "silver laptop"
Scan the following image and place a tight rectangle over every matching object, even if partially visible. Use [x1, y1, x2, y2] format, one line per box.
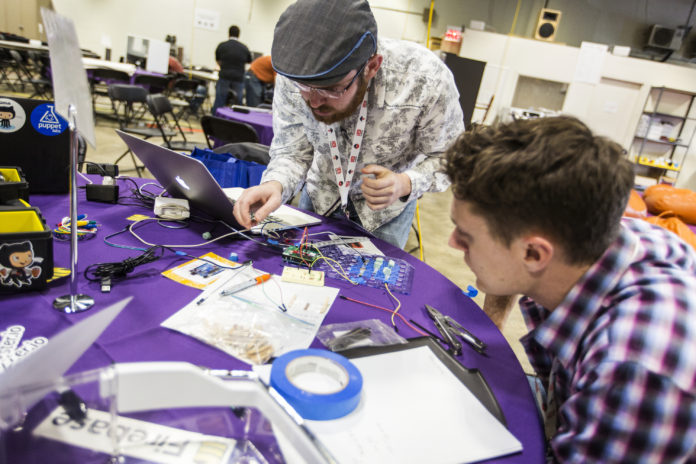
[115, 130, 321, 232]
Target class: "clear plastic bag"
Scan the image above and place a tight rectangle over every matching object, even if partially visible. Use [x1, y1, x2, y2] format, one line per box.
[317, 319, 407, 352]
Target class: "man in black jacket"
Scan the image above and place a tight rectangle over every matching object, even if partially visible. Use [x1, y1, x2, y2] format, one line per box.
[212, 25, 251, 114]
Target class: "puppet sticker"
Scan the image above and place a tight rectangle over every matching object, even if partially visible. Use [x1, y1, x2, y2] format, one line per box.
[0, 97, 27, 134]
[0, 241, 44, 288]
[30, 103, 68, 136]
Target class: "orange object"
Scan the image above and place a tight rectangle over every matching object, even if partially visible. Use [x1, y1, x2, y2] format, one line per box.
[644, 212, 696, 250]
[644, 185, 696, 225]
[624, 189, 647, 218]
[255, 273, 271, 284]
[249, 56, 276, 84]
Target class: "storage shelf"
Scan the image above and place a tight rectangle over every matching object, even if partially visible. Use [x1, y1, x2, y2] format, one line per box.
[633, 136, 689, 148]
[641, 111, 686, 121]
[636, 157, 682, 172]
[631, 86, 695, 184]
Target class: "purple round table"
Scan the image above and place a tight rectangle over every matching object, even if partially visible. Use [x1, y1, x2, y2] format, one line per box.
[2, 176, 544, 463]
[215, 107, 274, 146]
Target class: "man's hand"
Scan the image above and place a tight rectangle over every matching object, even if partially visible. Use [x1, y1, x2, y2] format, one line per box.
[232, 181, 283, 229]
[360, 164, 411, 210]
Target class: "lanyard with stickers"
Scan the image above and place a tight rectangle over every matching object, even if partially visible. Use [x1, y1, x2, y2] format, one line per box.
[326, 94, 368, 211]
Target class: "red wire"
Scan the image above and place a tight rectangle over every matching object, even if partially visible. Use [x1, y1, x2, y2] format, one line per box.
[340, 295, 428, 337]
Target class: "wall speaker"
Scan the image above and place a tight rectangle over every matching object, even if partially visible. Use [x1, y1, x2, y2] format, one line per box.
[646, 25, 685, 51]
[534, 8, 562, 42]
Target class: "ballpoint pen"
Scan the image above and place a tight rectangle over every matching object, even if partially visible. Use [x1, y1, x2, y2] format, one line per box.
[221, 273, 271, 296]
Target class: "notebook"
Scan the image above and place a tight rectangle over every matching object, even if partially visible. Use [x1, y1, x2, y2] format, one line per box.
[115, 130, 321, 232]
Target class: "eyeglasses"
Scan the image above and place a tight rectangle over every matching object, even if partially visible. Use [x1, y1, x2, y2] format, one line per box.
[291, 59, 369, 99]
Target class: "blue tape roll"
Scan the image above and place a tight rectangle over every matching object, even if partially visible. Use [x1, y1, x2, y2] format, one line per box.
[270, 348, 362, 421]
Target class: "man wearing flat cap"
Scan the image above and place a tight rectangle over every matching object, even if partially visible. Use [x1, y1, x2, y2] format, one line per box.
[233, 0, 464, 249]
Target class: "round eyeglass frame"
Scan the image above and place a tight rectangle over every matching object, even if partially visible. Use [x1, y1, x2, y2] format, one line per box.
[291, 59, 369, 99]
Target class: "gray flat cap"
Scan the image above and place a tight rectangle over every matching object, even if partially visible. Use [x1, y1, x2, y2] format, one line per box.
[271, 0, 378, 86]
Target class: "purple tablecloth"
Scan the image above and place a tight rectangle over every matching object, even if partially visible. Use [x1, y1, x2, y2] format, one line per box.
[215, 107, 274, 146]
[2, 176, 544, 463]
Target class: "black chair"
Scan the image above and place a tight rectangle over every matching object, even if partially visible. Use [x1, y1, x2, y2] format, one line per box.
[90, 68, 131, 115]
[26, 51, 52, 99]
[170, 77, 207, 121]
[212, 142, 270, 165]
[108, 84, 172, 175]
[200, 115, 259, 149]
[7, 49, 33, 91]
[146, 93, 205, 152]
[132, 73, 172, 96]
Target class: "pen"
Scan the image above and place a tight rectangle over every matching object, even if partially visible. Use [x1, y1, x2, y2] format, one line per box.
[221, 273, 271, 296]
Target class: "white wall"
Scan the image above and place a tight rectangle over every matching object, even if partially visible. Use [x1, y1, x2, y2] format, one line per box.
[458, 29, 696, 189]
[51, 0, 433, 69]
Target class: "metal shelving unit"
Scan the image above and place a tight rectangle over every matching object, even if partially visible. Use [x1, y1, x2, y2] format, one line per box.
[631, 86, 696, 184]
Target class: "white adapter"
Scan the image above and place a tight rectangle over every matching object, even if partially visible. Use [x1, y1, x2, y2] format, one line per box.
[154, 197, 190, 220]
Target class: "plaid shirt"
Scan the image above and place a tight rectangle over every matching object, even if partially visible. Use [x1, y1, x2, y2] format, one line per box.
[520, 218, 696, 463]
[261, 37, 464, 232]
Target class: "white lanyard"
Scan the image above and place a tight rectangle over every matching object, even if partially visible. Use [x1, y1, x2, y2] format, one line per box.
[326, 94, 368, 210]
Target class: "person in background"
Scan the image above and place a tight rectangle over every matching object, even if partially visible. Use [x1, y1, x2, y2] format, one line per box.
[244, 55, 275, 107]
[212, 25, 251, 114]
[232, 0, 464, 251]
[168, 50, 184, 75]
[445, 115, 696, 463]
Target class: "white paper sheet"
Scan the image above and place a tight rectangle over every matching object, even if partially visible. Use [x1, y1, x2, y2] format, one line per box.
[573, 41, 608, 85]
[257, 345, 522, 463]
[40, 8, 96, 147]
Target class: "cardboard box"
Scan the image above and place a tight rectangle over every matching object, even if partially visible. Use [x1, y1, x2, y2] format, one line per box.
[0, 207, 54, 293]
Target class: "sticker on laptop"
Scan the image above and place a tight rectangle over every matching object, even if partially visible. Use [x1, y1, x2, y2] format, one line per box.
[0, 97, 27, 134]
[30, 103, 68, 136]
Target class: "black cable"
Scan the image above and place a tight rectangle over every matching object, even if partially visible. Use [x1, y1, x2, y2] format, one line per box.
[84, 246, 164, 284]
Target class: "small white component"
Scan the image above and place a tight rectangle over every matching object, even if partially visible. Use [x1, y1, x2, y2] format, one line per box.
[154, 197, 190, 220]
[281, 267, 325, 287]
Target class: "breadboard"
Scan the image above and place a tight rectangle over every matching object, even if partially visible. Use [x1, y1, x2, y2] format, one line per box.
[281, 267, 325, 286]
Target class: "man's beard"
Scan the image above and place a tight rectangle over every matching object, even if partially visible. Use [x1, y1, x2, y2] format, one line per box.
[307, 76, 369, 125]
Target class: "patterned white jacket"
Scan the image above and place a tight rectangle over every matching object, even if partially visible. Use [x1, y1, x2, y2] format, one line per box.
[261, 37, 465, 231]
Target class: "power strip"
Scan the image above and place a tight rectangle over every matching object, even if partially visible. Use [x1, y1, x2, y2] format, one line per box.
[85, 184, 119, 203]
[281, 267, 325, 286]
[154, 197, 190, 220]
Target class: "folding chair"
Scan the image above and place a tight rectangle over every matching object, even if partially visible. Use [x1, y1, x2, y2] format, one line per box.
[213, 142, 270, 165]
[170, 77, 207, 122]
[90, 68, 131, 115]
[146, 93, 206, 152]
[7, 50, 33, 91]
[132, 73, 172, 96]
[108, 84, 172, 175]
[200, 115, 259, 149]
[26, 51, 52, 99]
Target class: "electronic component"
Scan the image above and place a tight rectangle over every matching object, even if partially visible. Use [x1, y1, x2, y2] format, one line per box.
[154, 197, 190, 220]
[314, 246, 415, 294]
[190, 262, 225, 279]
[281, 245, 321, 267]
[85, 163, 119, 178]
[281, 267, 325, 286]
[85, 184, 119, 203]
